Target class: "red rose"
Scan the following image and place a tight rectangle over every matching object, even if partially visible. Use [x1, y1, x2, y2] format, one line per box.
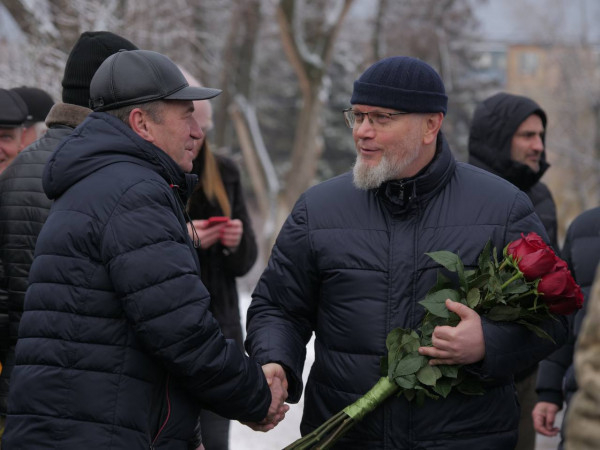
[507, 233, 558, 281]
[507, 232, 546, 255]
[537, 268, 584, 315]
[552, 258, 569, 272]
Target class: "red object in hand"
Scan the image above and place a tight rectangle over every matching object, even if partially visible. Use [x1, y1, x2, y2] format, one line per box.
[207, 216, 229, 226]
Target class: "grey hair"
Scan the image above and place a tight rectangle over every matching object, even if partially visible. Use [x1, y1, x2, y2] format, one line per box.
[27, 121, 47, 139]
[104, 100, 165, 125]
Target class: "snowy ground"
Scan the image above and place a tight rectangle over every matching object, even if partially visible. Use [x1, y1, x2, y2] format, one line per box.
[229, 291, 561, 450]
[229, 291, 313, 450]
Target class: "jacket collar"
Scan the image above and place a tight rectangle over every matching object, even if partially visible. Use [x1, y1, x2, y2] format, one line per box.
[45, 102, 91, 129]
[377, 133, 456, 213]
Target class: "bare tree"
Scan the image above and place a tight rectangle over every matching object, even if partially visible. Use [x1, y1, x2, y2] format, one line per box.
[374, 0, 490, 160]
[372, 0, 388, 63]
[276, 0, 354, 214]
[214, 0, 262, 149]
[0, 0, 133, 98]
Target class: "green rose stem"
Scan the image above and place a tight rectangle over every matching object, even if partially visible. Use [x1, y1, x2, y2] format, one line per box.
[501, 272, 522, 289]
[499, 267, 543, 310]
[283, 376, 398, 449]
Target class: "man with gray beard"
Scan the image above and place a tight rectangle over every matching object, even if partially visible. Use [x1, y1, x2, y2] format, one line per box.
[244, 56, 567, 449]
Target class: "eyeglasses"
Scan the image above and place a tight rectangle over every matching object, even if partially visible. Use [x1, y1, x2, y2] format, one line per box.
[342, 108, 409, 129]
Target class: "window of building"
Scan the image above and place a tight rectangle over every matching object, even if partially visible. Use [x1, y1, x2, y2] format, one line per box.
[519, 52, 539, 76]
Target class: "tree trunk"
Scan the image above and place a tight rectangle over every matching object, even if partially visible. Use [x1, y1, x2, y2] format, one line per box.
[276, 0, 354, 215]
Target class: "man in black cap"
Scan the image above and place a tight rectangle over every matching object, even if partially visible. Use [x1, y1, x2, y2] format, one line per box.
[10, 86, 55, 147]
[468, 92, 557, 450]
[0, 88, 28, 174]
[3, 49, 288, 449]
[0, 30, 138, 445]
[244, 56, 567, 449]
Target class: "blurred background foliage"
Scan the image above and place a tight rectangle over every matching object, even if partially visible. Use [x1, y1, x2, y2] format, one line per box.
[1, 0, 600, 259]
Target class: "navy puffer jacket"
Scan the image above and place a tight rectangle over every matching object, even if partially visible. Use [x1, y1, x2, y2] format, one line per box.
[246, 135, 567, 449]
[3, 112, 270, 449]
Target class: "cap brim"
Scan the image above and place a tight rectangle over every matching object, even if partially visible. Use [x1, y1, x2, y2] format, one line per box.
[0, 122, 25, 129]
[164, 86, 221, 101]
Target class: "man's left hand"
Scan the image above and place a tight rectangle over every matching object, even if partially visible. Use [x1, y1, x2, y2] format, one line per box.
[418, 299, 485, 365]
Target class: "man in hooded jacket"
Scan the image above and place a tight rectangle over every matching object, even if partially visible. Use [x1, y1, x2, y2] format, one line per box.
[3, 49, 287, 449]
[468, 92, 558, 450]
[468, 92, 557, 250]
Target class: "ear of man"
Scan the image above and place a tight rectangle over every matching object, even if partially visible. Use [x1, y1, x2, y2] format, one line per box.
[129, 108, 155, 143]
[17, 127, 26, 151]
[422, 112, 444, 145]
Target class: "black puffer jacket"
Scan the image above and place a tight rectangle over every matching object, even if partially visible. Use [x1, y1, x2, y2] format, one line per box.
[3, 112, 270, 449]
[536, 206, 600, 426]
[0, 103, 90, 416]
[468, 92, 558, 250]
[246, 135, 567, 449]
[187, 152, 257, 348]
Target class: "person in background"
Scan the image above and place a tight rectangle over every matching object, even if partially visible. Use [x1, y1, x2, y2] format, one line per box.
[0, 89, 28, 174]
[245, 56, 567, 449]
[183, 72, 258, 450]
[564, 263, 600, 449]
[3, 49, 287, 449]
[533, 206, 600, 449]
[9, 86, 55, 147]
[0, 30, 139, 447]
[468, 93, 557, 249]
[468, 92, 558, 450]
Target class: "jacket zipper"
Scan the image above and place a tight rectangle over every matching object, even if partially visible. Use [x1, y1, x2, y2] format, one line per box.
[150, 374, 172, 449]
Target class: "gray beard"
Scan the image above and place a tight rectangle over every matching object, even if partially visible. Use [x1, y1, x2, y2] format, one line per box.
[352, 155, 394, 190]
[352, 145, 421, 190]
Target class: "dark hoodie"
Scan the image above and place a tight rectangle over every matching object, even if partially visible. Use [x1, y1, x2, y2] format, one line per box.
[468, 92, 558, 250]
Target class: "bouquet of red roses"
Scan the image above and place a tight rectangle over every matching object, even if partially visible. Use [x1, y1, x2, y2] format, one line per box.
[284, 232, 583, 450]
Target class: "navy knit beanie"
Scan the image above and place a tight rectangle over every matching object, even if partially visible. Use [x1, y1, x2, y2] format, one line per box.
[61, 31, 138, 107]
[351, 56, 448, 115]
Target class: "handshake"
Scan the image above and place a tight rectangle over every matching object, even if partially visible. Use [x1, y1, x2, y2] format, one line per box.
[243, 363, 290, 432]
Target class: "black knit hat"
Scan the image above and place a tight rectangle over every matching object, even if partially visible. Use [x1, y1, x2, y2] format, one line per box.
[61, 31, 138, 107]
[351, 56, 448, 115]
[10, 87, 55, 124]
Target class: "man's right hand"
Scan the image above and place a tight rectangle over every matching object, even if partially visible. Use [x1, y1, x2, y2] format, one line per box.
[242, 363, 289, 432]
[532, 401, 561, 436]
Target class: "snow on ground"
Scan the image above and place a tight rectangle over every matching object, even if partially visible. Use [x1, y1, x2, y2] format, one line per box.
[229, 292, 314, 450]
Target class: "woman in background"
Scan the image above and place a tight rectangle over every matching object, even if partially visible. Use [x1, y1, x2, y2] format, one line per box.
[187, 97, 259, 450]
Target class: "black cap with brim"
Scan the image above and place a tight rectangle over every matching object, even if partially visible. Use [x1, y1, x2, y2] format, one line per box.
[0, 89, 28, 128]
[10, 86, 55, 124]
[90, 50, 221, 112]
[163, 86, 222, 102]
